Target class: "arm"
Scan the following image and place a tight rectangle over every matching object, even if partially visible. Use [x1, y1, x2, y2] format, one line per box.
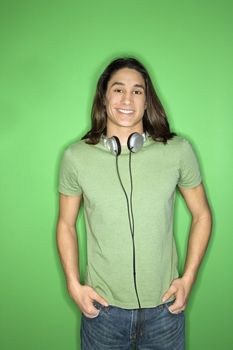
[56, 193, 109, 317]
[162, 183, 212, 313]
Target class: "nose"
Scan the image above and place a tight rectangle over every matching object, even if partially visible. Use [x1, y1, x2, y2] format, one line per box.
[121, 91, 132, 105]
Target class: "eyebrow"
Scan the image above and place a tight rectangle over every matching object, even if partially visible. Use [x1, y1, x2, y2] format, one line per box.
[110, 82, 145, 90]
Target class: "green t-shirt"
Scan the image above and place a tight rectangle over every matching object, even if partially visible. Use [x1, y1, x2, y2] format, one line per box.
[58, 135, 202, 309]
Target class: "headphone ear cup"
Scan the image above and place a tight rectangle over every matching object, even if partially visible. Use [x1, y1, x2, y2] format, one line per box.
[107, 136, 121, 156]
[127, 132, 144, 153]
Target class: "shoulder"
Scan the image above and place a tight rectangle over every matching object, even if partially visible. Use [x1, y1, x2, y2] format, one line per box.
[65, 139, 90, 153]
[63, 139, 93, 159]
[158, 136, 199, 164]
[164, 135, 192, 153]
[60, 139, 94, 171]
[167, 135, 200, 170]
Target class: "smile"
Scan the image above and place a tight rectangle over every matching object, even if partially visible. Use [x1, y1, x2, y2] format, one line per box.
[117, 109, 134, 114]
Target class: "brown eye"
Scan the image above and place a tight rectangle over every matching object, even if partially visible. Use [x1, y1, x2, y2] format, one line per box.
[133, 90, 142, 95]
[114, 88, 123, 93]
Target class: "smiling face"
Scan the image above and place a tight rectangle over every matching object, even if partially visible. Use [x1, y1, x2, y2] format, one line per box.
[104, 68, 147, 136]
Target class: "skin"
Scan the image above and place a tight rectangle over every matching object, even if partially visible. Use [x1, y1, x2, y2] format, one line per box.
[104, 67, 147, 145]
[56, 68, 212, 317]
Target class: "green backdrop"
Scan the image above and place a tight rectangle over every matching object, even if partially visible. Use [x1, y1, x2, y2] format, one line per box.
[1, 0, 232, 349]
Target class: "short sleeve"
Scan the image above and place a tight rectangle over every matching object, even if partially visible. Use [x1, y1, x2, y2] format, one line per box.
[58, 147, 83, 196]
[178, 139, 202, 188]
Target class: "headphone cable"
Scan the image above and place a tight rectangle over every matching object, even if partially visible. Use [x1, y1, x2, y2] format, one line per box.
[115, 154, 141, 309]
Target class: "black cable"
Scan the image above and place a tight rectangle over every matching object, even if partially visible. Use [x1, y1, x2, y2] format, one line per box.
[115, 156, 133, 234]
[115, 154, 141, 309]
[129, 152, 141, 309]
[129, 151, 135, 236]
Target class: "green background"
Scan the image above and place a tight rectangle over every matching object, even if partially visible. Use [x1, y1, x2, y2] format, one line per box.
[0, 0, 232, 349]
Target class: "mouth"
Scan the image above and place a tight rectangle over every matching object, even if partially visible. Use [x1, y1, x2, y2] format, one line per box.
[116, 108, 134, 115]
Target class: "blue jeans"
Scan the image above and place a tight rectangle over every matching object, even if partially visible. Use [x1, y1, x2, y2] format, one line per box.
[81, 300, 185, 349]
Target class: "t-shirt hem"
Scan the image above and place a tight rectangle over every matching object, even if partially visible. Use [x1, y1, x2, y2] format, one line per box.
[58, 188, 83, 196]
[178, 178, 202, 189]
[106, 296, 176, 310]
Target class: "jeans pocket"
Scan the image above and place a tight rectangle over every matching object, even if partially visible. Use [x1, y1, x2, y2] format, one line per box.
[165, 301, 184, 316]
[83, 309, 100, 319]
[82, 301, 104, 320]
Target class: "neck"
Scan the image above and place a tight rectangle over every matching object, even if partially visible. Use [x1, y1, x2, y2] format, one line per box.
[106, 125, 144, 145]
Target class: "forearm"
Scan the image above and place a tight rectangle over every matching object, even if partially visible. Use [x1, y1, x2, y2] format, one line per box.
[182, 210, 212, 287]
[56, 220, 81, 286]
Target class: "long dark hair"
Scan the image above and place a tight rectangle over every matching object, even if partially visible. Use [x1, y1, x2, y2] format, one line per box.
[82, 57, 176, 144]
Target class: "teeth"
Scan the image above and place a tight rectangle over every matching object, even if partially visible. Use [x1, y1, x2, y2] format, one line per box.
[118, 109, 134, 114]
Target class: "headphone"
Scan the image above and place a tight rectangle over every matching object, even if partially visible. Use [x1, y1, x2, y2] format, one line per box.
[100, 131, 148, 309]
[101, 132, 147, 156]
